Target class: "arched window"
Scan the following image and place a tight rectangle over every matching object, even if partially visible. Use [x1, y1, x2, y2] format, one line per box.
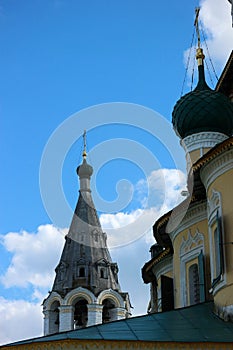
[102, 299, 115, 323]
[189, 263, 200, 305]
[74, 299, 88, 329]
[79, 267, 85, 277]
[214, 215, 224, 280]
[100, 268, 105, 278]
[161, 275, 174, 312]
[49, 301, 60, 334]
[211, 218, 224, 288]
[214, 228, 220, 277]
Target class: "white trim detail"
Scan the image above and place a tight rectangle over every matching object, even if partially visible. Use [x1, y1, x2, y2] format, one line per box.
[180, 230, 204, 307]
[181, 132, 227, 154]
[207, 190, 221, 223]
[63, 287, 96, 305]
[43, 291, 63, 310]
[207, 190, 226, 293]
[200, 148, 233, 189]
[97, 289, 124, 308]
[180, 229, 204, 256]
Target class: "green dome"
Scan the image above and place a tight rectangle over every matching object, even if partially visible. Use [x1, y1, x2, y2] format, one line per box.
[172, 65, 233, 139]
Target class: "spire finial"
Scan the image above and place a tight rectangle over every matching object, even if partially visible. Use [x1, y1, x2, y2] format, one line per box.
[82, 129, 87, 158]
[194, 7, 201, 49]
[77, 129, 93, 186]
[194, 7, 205, 66]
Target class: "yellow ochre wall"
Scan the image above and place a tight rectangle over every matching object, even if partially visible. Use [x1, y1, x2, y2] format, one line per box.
[207, 169, 233, 308]
[188, 147, 212, 167]
[1, 339, 232, 350]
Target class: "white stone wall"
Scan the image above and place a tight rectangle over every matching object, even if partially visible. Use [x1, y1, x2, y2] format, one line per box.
[87, 304, 103, 326]
[59, 305, 74, 332]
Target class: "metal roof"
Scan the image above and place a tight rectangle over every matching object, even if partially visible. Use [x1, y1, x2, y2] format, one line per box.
[4, 302, 233, 347]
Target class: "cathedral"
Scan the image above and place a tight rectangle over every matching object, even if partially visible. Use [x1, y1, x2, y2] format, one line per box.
[1, 7, 233, 350]
[142, 45, 233, 320]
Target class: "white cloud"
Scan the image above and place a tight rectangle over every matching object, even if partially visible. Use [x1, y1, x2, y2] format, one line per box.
[0, 225, 66, 345]
[199, 0, 233, 65]
[183, 0, 232, 87]
[101, 207, 159, 248]
[100, 209, 143, 229]
[0, 225, 66, 291]
[146, 168, 186, 210]
[0, 297, 42, 345]
[100, 168, 187, 248]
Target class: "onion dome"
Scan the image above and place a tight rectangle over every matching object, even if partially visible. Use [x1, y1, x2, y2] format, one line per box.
[172, 48, 233, 139]
[76, 158, 93, 178]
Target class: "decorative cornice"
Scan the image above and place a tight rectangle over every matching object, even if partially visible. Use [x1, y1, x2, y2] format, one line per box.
[142, 247, 171, 274]
[153, 195, 207, 249]
[156, 212, 171, 231]
[59, 305, 74, 313]
[200, 148, 233, 189]
[115, 308, 127, 317]
[181, 132, 227, 154]
[169, 201, 207, 244]
[151, 255, 173, 278]
[155, 189, 206, 235]
[192, 137, 233, 173]
[87, 304, 103, 312]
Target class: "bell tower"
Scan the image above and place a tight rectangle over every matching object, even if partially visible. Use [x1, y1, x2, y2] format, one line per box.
[43, 131, 131, 335]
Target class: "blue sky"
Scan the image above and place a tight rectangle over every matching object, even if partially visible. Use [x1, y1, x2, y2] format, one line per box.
[0, 0, 232, 345]
[0, 0, 195, 233]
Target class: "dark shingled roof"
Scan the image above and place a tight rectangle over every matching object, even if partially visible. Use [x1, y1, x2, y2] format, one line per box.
[51, 157, 121, 297]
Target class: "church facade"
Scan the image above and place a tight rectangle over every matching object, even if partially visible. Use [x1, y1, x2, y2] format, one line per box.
[142, 49, 233, 322]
